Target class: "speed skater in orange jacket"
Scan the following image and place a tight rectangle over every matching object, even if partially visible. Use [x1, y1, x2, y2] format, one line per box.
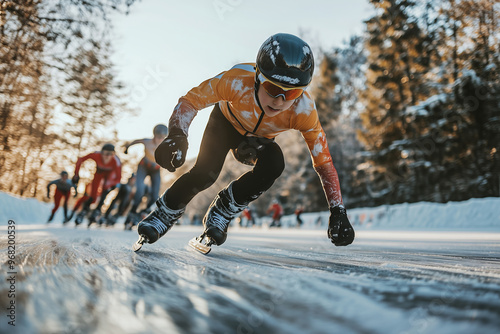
[135, 33, 355, 250]
[70, 144, 122, 219]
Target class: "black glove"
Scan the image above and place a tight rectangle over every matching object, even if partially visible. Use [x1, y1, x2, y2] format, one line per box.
[72, 175, 80, 185]
[155, 128, 188, 172]
[328, 206, 355, 246]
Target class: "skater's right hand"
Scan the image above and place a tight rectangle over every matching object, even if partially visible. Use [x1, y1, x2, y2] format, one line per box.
[155, 128, 188, 172]
[328, 206, 355, 246]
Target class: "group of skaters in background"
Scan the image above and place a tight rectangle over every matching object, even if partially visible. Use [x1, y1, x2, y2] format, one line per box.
[46, 124, 168, 229]
[46, 124, 308, 230]
[190, 201, 306, 229]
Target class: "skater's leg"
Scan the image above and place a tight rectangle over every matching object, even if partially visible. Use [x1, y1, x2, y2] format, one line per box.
[62, 192, 70, 221]
[164, 104, 239, 210]
[131, 163, 147, 213]
[192, 111, 284, 247]
[117, 187, 131, 216]
[105, 197, 117, 218]
[135, 105, 240, 247]
[95, 187, 111, 212]
[82, 196, 94, 211]
[232, 140, 285, 204]
[88, 176, 102, 204]
[52, 189, 63, 216]
[202, 181, 248, 245]
[198, 141, 284, 244]
[147, 169, 161, 209]
[72, 195, 87, 212]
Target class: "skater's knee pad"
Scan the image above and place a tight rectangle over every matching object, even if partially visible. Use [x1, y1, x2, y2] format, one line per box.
[254, 142, 285, 180]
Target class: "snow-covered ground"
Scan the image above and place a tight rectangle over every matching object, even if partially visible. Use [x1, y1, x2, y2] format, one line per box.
[1, 192, 499, 333]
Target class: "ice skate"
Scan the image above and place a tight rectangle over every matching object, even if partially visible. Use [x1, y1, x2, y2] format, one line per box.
[87, 209, 100, 228]
[74, 209, 88, 226]
[105, 215, 117, 227]
[98, 216, 108, 226]
[65, 210, 75, 224]
[189, 182, 246, 254]
[133, 197, 184, 252]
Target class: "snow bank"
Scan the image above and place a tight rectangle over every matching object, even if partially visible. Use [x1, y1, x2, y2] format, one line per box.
[0, 192, 55, 225]
[0, 191, 499, 231]
[279, 197, 500, 231]
[346, 198, 500, 230]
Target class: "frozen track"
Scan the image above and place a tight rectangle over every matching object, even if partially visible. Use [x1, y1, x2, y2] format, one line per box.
[1, 225, 500, 334]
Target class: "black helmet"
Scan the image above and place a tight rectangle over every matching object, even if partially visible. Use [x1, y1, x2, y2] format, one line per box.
[256, 33, 314, 87]
[101, 143, 115, 152]
[153, 124, 168, 137]
[60, 171, 68, 177]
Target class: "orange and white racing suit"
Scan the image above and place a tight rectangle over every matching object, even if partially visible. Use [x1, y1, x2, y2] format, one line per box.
[164, 63, 343, 209]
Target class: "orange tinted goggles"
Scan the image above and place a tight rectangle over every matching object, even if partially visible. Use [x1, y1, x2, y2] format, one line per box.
[258, 73, 305, 101]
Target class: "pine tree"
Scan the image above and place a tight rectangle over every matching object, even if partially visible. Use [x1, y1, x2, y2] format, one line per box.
[60, 41, 127, 155]
[361, 0, 500, 203]
[0, 0, 137, 197]
[358, 0, 435, 205]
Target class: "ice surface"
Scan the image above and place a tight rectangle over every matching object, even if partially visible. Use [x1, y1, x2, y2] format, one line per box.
[1, 192, 499, 333]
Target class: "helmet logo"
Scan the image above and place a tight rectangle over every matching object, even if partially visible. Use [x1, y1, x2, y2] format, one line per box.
[271, 74, 300, 85]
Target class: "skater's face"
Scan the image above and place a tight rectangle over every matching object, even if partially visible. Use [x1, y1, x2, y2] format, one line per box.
[101, 150, 114, 164]
[257, 83, 296, 118]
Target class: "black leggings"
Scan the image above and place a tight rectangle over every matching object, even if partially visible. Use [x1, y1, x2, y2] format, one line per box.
[164, 104, 285, 210]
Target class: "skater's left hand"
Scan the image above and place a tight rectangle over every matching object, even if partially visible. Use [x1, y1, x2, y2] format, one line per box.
[328, 206, 355, 246]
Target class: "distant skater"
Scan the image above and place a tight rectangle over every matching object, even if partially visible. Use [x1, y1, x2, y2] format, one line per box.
[46, 171, 77, 223]
[267, 200, 283, 227]
[124, 124, 168, 225]
[69, 144, 122, 225]
[100, 173, 136, 226]
[295, 206, 304, 228]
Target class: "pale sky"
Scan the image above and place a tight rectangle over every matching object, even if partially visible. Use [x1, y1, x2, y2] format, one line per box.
[110, 0, 374, 159]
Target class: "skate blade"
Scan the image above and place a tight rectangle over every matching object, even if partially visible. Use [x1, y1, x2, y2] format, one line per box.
[132, 235, 148, 252]
[188, 236, 212, 255]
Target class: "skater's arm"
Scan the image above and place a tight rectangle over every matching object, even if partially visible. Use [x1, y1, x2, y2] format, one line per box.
[71, 181, 78, 197]
[124, 139, 145, 154]
[169, 70, 232, 136]
[47, 179, 57, 198]
[157, 65, 250, 171]
[314, 162, 343, 207]
[298, 113, 343, 207]
[299, 116, 354, 245]
[74, 152, 98, 176]
[155, 71, 232, 171]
